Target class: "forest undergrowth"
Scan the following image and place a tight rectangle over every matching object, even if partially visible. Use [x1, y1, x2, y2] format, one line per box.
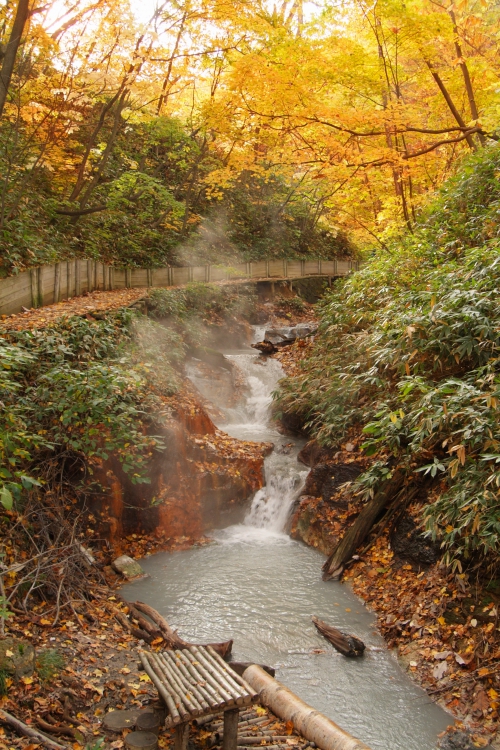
[0, 283, 259, 630]
[275, 143, 500, 743]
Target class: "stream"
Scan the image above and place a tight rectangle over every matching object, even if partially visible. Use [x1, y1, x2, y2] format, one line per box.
[122, 326, 451, 750]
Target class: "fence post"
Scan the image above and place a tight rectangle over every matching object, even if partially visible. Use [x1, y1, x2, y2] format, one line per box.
[75, 260, 80, 296]
[334, 258, 338, 276]
[125, 269, 131, 288]
[66, 261, 71, 299]
[30, 268, 39, 308]
[265, 260, 270, 278]
[284, 260, 288, 278]
[300, 260, 305, 277]
[38, 267, 44, 306]
[54, 263, 61, 303]
[318, 259, 322, 275]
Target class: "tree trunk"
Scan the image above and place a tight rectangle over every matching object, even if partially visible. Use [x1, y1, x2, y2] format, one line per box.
[448, 9, 485, 147]
[0, 0, 31, 119]
[322, 470, 405, 580]
[424, 60, 476, 151]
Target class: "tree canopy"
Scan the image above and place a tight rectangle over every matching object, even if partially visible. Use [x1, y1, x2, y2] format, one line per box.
[0, 0, 498, 274]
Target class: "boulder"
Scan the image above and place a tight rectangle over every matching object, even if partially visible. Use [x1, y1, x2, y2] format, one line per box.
[302, 462, 363, 505]
[263, 324, 317, 346]
[0, 638, 35, 678]
[112, 555, 145, 579]
[390, 512, 441, 569]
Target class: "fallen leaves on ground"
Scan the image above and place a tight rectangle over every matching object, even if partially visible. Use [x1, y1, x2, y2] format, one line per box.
[1, 289, 147, 331]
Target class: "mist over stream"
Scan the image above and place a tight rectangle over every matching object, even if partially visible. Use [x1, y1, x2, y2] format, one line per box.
[122, 326, 450, 750]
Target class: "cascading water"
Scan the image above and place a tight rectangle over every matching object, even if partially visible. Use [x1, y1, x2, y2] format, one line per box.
[122, 328, 451, 750]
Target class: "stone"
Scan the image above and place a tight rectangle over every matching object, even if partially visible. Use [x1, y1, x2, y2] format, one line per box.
[438, 728, 489, 750]
[112, 555, 144, 579]
[301, 461, 363, 504]
[390, 512, 441, 568]
[0, 638, 35, 678]
[263, 324, 317, 346]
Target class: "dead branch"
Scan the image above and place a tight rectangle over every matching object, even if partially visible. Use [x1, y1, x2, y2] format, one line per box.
[130, 600, 233, 658]
[0, 709, 67, 750]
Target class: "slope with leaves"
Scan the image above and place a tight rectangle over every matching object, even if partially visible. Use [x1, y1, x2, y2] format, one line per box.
[276, 143, 500, 571]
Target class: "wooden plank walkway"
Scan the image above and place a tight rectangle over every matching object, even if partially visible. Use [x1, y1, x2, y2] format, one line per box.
[0, 258, 359, 317]
[140, 646, 259, 750]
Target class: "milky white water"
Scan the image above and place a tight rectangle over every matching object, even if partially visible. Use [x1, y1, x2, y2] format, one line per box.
[122, 327, 450, 750]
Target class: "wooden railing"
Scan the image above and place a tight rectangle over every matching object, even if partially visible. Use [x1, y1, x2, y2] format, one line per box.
[0, 258, 359, 317]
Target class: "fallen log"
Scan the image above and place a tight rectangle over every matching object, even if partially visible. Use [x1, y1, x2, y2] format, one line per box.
[242, 665, 371, 750]
[131, 600, 233, 658]
[312, 617, 365, 657]
[114, 609, 155, 644]
[0, 709, 67, 750]
[322, 470, 405, 580]
[229, 662, 275, 678]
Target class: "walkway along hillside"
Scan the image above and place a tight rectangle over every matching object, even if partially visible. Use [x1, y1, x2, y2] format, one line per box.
[0, 258, 359, 317]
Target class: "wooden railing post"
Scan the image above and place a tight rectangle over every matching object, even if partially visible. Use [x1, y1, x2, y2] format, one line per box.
[75, 261, 81, 296]
[30, 268, 39, 308]
[54, 263, 61, 303]
[38, 267, 44, 306]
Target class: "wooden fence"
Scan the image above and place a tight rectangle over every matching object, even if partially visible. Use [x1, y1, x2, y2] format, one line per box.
[0, 257, 359, 317]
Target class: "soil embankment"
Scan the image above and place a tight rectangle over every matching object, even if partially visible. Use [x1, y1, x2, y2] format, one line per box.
[93, 387, 271, 550]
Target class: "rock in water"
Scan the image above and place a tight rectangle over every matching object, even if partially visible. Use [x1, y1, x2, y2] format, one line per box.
[112, 555, 144, 579]
[251, 341, 277, 354]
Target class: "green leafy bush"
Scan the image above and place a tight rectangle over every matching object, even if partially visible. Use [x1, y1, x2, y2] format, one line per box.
[276, 144, 500, 570]
[36, 649, 65, 681]
[148, 283, 258, 326]
[0, 310, 186, 505]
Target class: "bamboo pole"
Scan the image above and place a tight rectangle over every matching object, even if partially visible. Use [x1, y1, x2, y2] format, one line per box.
[190, 647, 246, 704]
[140, 653, 180, 724]
[174, 650, 224, 710]
[149, 654, 190, 721]
[242, 666, 371, 750]
[184, 650, 234, 704]
[162, 652, 211, 711]
[183, 658, 228, 709]
[202, 648, 250, 698]
[207, 647, 258, 699]
[157, 653, 203, 714]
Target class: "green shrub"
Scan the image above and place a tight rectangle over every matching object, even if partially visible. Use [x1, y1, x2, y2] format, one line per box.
[276, 144, 500, 570]
[0, 310, 181, 505]
[36, 649, 65, 681]
[276, 295, 306, 314]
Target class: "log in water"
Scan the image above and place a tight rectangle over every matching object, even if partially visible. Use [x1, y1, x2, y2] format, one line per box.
[122, 329, 450, 750]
